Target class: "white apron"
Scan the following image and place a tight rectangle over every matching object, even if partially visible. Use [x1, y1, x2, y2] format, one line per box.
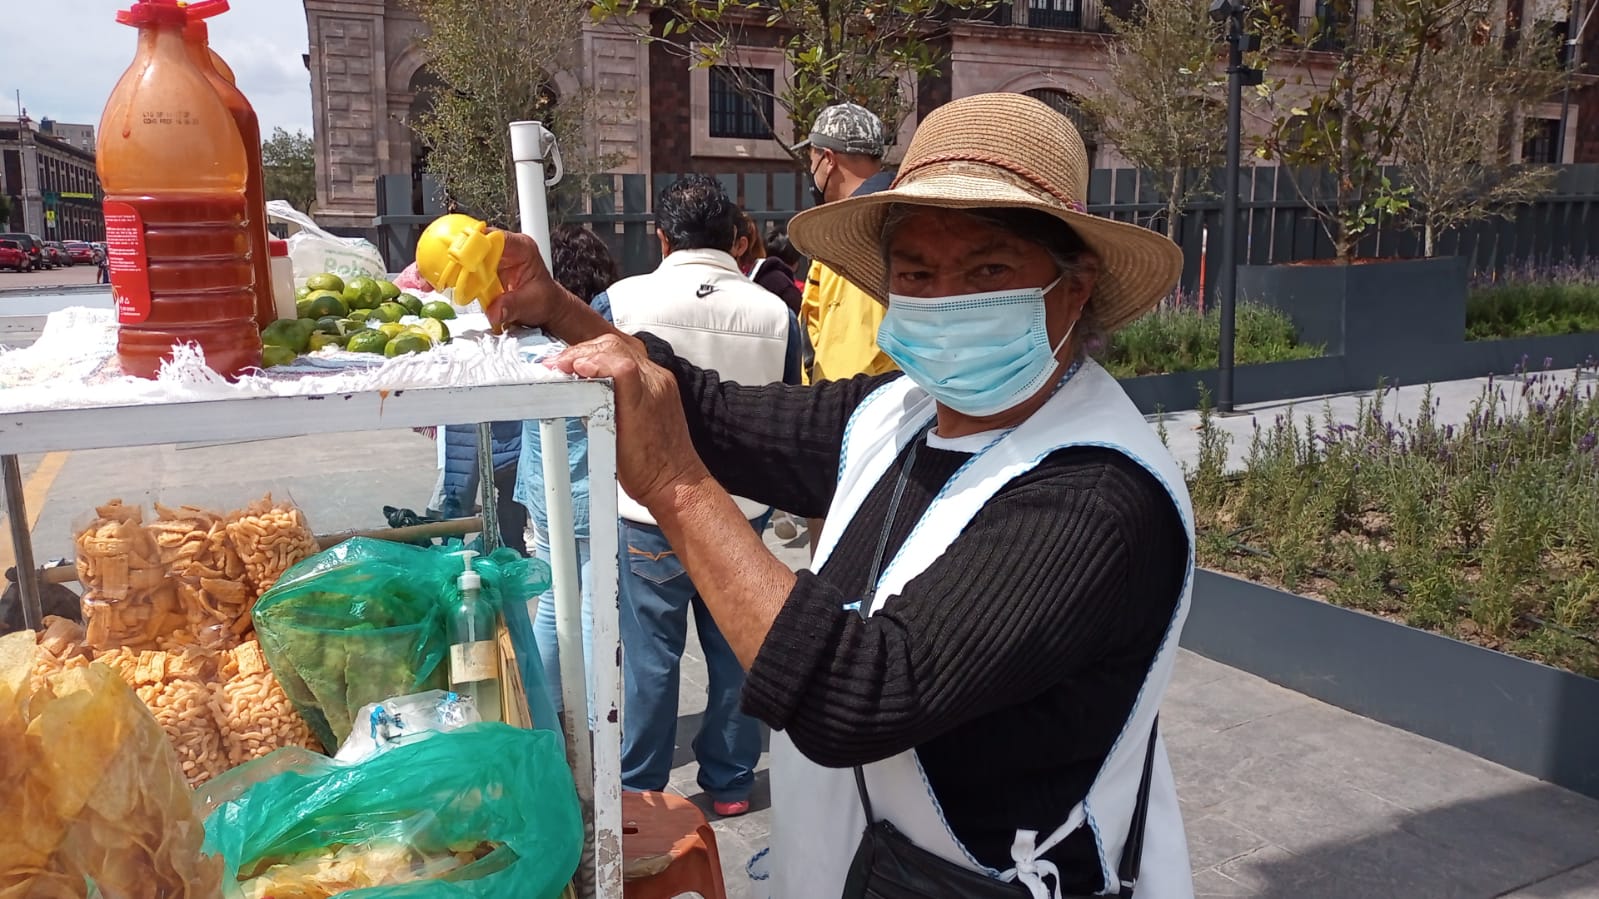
[760, 360, 1196, 899]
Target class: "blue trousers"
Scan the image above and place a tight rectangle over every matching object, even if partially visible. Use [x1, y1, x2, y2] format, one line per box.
[533, 531, 593, 723]
[619, 515, 768, 801]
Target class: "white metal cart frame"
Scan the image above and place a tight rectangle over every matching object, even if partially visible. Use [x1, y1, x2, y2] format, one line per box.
[0, 379, 625, 899]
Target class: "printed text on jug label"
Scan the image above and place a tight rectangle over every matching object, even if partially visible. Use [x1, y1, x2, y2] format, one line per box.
[103, 201, 151, 323]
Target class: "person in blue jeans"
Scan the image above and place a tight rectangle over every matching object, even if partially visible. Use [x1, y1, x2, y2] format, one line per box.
[606, 178, 803, 817]
[516, 226, 619, 722]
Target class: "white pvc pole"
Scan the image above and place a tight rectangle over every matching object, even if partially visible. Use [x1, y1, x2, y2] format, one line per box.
[512, 119, 621, 899]
[510, 121, 556, 272]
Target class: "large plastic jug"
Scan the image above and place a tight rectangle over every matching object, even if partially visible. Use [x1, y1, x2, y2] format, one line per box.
[98, 0, 260, 378]
[185, 0, 275, 329]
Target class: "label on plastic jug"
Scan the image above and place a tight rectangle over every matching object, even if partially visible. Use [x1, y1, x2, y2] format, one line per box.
[450, 640, 497, 684]
[103, 201, 151, 323]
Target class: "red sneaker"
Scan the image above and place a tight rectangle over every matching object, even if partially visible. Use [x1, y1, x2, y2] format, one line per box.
[713, 799, 751, 818]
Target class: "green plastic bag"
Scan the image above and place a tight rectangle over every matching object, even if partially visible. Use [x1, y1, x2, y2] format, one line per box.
[253, 538, 458, 749]
[201, 724, 582, 898]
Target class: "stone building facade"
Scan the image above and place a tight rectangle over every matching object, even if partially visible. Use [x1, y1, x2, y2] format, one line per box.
[303, 0, 1597, 225]
[0, 116, 104, 242]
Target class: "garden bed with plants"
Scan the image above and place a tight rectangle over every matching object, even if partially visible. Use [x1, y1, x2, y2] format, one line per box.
[1104, 301, 1324, 378]
[1177, 366, 1599, 678]
[1467, 261, 1599, 340]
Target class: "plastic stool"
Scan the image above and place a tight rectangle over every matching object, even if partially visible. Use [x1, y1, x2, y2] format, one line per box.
[622, 790, 728, 899]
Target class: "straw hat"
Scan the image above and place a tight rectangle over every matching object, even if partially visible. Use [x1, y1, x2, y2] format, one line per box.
[787, 92, 1184, 332]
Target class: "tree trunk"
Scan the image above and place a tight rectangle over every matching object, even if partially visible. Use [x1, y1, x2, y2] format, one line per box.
[1424, 221, 1435, 258]
[1166, 168, 1183, 243]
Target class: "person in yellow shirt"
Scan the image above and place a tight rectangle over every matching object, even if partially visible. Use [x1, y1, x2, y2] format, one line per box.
[794, 103, 898, 383]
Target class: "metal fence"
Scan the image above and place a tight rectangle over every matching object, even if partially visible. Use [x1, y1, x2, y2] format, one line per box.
[376, 164, 1599, 298]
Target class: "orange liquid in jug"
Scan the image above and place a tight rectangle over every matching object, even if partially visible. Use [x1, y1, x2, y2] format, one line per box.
[107, 194, 260, 379]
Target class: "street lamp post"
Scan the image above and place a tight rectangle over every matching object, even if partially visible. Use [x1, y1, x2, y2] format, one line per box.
[1210, 0, 1262, 414]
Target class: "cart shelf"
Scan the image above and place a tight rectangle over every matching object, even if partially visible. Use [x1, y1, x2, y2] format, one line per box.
[0, 377, 625, 899]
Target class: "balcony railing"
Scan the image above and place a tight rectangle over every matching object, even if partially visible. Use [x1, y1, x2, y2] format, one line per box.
[1024, 0, 1109, 32]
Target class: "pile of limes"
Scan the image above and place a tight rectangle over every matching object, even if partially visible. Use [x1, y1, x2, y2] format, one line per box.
[260, 273, 459, 367]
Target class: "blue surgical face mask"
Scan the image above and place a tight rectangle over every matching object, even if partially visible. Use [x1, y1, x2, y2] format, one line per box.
[876, 278, 1073, 418]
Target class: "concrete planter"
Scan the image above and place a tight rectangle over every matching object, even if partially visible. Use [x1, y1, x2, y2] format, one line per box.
[1181, 569, 1599, 800]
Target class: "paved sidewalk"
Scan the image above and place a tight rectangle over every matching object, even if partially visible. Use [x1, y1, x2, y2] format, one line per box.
[658, 404, 1599, 898]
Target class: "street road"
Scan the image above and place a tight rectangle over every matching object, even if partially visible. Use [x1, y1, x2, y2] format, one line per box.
[0, 264, 101, 292]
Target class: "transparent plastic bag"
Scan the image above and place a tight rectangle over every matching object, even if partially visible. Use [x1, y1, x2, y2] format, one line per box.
[0, 632, 224, 896]
[267, 200, 386, 288]
[202, 724, 582, 899]
[335, 689, 482, 763]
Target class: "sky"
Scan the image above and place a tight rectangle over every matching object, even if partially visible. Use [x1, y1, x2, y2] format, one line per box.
[2, 1, 314, 137]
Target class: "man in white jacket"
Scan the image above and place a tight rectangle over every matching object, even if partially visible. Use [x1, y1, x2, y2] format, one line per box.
[606, 174, 801, 816]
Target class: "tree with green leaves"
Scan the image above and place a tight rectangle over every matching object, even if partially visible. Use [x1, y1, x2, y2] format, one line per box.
[1254, 0, 1473, 260]
[589, 0, 996, 161]
[408, 0, 618, 229]
[261, 127, 316, 213]
[1395, 12, 1564, 256]
[1083, 0, 1229, 241]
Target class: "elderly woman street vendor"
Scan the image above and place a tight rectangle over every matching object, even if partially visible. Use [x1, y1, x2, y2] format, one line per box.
[489, 93, 1196, 899]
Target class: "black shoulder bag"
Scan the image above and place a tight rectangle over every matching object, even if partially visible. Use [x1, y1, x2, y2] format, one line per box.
[837, 427, 1160, 898]
[839, 721, 1158, 899]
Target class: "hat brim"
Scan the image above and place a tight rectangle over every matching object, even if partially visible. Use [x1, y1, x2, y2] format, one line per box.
[787, 172, 1184, 332]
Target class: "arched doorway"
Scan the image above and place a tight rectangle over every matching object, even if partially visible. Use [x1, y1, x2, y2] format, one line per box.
[1024, 88, 1100, 169]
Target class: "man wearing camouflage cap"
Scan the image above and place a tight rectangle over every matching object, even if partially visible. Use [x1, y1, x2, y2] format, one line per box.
[795, 103, 897, 384]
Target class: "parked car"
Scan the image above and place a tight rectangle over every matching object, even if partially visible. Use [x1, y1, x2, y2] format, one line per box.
[0, 240, 27, 272]
[0, 233, 46, 271]
[44, 242, 70, 267]
[63, 240, 94, 264]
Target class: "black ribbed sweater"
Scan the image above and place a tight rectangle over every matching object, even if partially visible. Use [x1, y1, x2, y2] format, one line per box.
[642, 334, 1189, 893]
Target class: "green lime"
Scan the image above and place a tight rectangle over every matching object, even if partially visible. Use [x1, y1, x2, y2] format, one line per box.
[420, 301, 457, 321]
[310, 316, 343, 335]
[306, 294, 348, 319]
[307, 332, 343, 352]
[295, 298, 314, 319]
[385, 333, 433, 357]
[411, 317, 449, 345]
[261, 318, 313, 354]
[261, 345, 299, 367]
[377, 279, 402, 301]
[371, 302, 407, 323]
[343, 276, 383, 309]
[396, 292, 424, 316]
[345, 330, 389, 354]
[377, 322, 408, 338]
[306, 273, 344, 294]
[295, 285, 312, 301]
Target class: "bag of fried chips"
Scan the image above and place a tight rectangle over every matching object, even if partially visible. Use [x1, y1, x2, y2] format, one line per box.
[0, 630, 223, 897]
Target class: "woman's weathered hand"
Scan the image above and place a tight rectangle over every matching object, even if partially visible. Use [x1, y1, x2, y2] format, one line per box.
[488, 231, 562, 331]
[550, 335, 710, 508]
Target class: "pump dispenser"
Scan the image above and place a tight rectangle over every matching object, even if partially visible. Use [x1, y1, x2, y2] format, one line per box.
[446, 550, 502, 722]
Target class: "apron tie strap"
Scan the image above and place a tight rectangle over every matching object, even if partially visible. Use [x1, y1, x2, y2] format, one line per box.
[1008, 830, 1063, 899]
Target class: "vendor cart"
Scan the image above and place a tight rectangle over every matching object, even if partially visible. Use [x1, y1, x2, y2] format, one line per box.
[0, 376, 626, 899]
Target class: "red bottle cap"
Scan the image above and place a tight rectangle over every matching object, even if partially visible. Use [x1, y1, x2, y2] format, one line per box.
[269, 239, 289, 258]
[183, 0, 230, 21]
[115, 0, 188, 27]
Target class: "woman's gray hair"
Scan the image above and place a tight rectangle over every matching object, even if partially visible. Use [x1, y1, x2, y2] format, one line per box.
[879, 204, 1108, 354]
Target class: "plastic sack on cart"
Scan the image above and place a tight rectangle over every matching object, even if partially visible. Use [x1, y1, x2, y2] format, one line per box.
[267, 199, 386, 288]
[252, 538, 455, 749]
[201, 723, 583, 899]
[0, 631, 223, 896]
[335, 688, 482, 763]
